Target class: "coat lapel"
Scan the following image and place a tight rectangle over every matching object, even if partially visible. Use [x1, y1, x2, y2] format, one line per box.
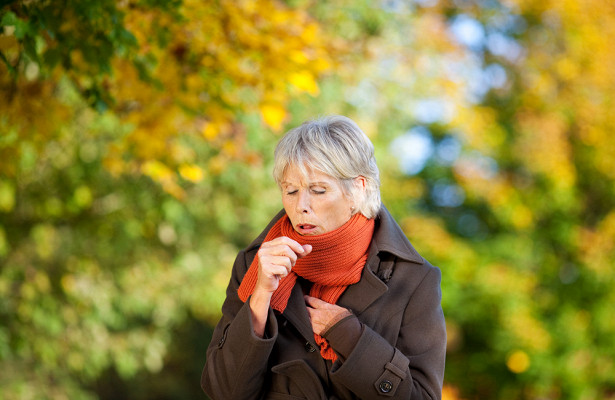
[337, 251, 389, 314]
[281, 281, 318, 345]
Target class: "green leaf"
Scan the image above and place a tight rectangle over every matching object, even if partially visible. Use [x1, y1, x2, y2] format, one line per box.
[0, 181, 15, 212]
[1, 10, 30, 39]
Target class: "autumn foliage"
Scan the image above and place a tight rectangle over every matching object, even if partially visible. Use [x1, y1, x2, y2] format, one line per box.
[2, 0, 615, 399]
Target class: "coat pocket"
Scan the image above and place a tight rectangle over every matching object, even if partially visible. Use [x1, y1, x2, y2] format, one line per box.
[269, 359, 327, 400]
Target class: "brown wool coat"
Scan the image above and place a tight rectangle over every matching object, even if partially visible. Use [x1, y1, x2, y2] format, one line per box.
[201, 206, 446, 400]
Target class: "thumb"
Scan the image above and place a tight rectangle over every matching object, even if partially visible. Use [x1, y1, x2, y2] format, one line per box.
[299, 244, 312, 257]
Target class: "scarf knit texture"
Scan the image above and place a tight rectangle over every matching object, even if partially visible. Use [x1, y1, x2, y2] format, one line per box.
[238, 213, 375, 361]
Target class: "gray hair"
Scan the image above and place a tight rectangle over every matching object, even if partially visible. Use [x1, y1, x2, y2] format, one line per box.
[273, 115, 381, 219]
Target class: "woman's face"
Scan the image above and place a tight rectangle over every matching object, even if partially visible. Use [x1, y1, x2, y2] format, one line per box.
[281, 165, 358, 236]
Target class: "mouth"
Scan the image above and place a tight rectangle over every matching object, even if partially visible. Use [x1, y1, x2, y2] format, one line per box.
[296, 224, 317, 234]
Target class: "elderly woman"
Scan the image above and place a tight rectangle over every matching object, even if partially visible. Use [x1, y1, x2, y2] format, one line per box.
[201, 116, 446, 399]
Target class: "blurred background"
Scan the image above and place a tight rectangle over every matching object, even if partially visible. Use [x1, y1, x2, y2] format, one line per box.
[1, 0, 614, 399]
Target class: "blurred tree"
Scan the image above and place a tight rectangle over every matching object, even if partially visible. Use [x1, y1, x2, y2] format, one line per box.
[1, 0, 334, 192]
[1, 0, 337, 399]
[356, 0, 615, 399]
[2, 0, 615, 399]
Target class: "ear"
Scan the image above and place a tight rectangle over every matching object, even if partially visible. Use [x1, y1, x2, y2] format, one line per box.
[353, 176, 367, 192]
[350, 176, 367, 212]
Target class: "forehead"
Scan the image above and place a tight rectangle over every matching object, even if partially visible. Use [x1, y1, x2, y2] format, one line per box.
[281, 164, 337, 185]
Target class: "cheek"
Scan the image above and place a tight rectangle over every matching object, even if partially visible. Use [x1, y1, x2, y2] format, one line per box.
[281, 197, 293, 213]
[326, 200, 350, 219]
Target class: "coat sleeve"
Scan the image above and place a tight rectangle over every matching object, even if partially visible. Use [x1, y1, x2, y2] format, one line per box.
[329, 266, 446, 400]
[201, 249, 278, 400]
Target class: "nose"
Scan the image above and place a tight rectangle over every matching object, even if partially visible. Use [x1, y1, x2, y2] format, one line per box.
[295, 189, 310, 214]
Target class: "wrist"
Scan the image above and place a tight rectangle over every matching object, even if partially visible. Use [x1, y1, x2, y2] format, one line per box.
[249, 291, 272, 338]
[250, 289, 273, 310]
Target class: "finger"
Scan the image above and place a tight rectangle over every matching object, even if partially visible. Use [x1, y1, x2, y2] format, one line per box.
[259, 245, 298, 266]
[264, 246, 298, 265]
[297, 244, 312, 258]
[304, 295, 330, 309]
[269, 236, 307, 256]
[305, 306, 314, 318]
[260, 263, 293, 280]
[260, 255, 293, 272]
[270, 264, 291, 278]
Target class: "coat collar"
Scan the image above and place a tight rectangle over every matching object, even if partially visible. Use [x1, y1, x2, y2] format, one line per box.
[369, 205, 424, 267]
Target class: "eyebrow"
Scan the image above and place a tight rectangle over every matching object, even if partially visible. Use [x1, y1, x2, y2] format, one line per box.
[280, 181, 330, 187]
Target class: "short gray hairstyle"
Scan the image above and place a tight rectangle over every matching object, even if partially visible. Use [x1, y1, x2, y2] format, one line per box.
[273, 115, 381, 219]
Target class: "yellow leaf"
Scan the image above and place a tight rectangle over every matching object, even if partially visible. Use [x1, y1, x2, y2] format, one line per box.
[289, 50, 309, 65]
[203, 123, 219, 140]
[506, 350, 530, 374]
[288, 71, 319, 95]
[442, 384, 464, 400]
[142, 160, 173, 181]
[511, 204, 534, 229]
[555, 57, 579, 81]
[179, 164, 204, 182]
[260, 103, 286, 131]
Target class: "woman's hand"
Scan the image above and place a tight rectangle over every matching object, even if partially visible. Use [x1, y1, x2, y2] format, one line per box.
[249, 237, 311, 337]
[304, 295, 352, 336]
[254, 237, 312, 295]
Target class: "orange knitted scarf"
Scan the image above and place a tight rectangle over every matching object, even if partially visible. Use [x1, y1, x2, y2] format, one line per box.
[238, 213, 375, 361]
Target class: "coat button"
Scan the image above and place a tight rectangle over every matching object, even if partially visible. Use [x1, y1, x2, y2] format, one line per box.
[304, 341, 317, 353]
[379, 380, 393, 393]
